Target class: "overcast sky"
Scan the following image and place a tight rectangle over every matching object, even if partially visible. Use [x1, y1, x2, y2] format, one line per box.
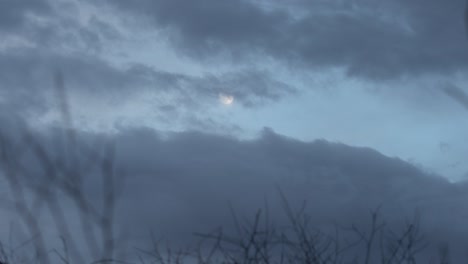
[1, 0, 468, 262]
[2, 0, 468, 180]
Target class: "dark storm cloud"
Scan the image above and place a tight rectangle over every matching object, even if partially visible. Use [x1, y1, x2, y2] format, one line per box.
[4, 125, 468, 261]
[103, 0, 468, 80]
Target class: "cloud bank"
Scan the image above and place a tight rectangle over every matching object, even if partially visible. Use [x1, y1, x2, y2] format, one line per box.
[2, 124, 466, 261]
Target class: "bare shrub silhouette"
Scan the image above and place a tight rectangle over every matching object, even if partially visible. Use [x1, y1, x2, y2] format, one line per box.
[175, 193, 431, 264]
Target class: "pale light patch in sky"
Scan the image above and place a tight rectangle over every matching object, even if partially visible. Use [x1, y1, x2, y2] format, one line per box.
[219, 93, 234, 105]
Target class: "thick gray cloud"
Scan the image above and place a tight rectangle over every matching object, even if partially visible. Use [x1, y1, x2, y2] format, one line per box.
[3, 125, 467, 262]
[102, 0, 468, 80]
[104, 127, 468, 262]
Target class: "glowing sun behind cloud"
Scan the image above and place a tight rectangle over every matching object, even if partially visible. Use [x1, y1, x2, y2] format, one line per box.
[219, 93, 234, 105]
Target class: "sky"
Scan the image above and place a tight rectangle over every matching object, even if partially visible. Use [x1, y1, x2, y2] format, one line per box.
[1, 0, 468, 262]
[2, 0, 468, 181]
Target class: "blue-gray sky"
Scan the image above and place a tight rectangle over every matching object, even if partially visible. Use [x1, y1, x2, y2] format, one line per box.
[1, 0, 468, 262]
[2, 0, 468, 180]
